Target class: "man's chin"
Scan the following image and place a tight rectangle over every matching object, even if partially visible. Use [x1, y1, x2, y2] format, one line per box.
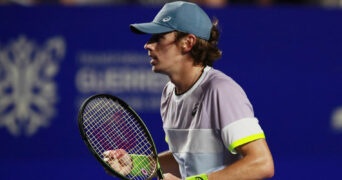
[151, 66, 159, 73]
[151, 67, 166, 75]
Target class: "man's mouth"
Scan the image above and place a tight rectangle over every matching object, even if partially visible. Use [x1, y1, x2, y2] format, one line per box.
[149, 54, 157, 65]
[150, 59, 157, 66]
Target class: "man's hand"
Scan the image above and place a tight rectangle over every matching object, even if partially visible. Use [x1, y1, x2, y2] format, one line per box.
[103, 149, 133, 176]
[162, 173, 181, 180]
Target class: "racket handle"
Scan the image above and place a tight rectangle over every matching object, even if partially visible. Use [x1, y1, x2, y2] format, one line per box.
[157, 163, 164, 179]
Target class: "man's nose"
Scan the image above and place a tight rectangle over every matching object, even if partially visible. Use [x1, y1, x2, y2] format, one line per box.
[144, 42, 152, 50]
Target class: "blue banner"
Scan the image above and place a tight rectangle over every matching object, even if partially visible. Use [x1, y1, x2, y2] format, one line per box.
[0, 5, 341, 179]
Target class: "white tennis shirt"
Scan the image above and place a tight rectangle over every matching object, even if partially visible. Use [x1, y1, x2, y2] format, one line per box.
[160, 66, 265, 178]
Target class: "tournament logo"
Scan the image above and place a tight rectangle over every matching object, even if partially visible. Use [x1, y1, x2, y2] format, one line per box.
[0, 35, 65, 136]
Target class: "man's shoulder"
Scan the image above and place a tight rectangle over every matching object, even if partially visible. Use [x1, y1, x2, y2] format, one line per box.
[202, 67, 236, 89]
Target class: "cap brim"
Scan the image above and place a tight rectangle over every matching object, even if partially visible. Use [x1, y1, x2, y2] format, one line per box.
[130, 22, 174, 35]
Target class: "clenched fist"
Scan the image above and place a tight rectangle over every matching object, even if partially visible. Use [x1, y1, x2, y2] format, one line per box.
[103, 149, 133, 175]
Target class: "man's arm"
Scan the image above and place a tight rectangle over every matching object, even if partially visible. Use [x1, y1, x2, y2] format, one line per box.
[158, 151, 181, 177]
[208, 138, 274, 180]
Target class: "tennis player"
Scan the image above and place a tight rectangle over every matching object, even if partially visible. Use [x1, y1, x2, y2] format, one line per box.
[129, 1, 274, 179]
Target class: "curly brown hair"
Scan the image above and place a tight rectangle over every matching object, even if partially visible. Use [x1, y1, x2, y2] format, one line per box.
[175, 18, 222, 66]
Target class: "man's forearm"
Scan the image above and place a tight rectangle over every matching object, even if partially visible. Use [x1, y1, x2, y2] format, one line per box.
[158, 151, 181, 177]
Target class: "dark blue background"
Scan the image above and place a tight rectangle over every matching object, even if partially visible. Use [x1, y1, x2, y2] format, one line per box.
[0, 4, 341, 179]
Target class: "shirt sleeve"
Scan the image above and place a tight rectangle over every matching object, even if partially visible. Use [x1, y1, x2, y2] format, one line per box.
[207, 76, 265, 154]
[221, 117, 265, 154]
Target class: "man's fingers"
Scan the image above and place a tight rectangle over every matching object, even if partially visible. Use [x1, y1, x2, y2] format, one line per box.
[103, 149, 128, 159]
[119, 153, 132, 166]
[103, 157, 110, 163]
[102, 150, 133, 176]
[107, 158, 132, 176]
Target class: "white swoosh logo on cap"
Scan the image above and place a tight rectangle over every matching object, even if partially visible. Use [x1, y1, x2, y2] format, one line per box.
[162, 16, 171, 22]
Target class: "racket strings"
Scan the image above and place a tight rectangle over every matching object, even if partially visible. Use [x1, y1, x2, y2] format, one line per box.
[82, 97, 157, 179]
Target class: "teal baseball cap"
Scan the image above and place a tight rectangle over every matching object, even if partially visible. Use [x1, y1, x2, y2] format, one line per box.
[130, 1, 212, 40]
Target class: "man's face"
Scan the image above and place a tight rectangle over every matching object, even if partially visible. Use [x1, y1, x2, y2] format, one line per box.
[144, 31, 183, 75]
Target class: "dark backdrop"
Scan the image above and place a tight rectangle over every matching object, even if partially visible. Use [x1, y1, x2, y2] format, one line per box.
[0, 5, 341, 179]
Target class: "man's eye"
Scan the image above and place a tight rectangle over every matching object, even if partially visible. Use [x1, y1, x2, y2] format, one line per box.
[148, 35, 162, 43]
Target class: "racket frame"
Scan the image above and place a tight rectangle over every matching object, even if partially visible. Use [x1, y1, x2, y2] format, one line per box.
[78, 94, 163, 180]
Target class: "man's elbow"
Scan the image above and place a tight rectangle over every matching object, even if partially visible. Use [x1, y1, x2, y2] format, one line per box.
[259, 156, 275, 179]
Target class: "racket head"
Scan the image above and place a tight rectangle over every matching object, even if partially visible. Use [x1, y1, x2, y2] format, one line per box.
[78, 94, 162, 180]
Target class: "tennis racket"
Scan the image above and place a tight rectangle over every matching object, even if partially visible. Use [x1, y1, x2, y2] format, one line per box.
[78, 94, 163, 180]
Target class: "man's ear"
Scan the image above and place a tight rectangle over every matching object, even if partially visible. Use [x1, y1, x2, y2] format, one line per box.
[182, 34, 197, 53]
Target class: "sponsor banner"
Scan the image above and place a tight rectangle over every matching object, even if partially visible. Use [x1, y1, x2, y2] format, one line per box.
[0, 5, 341, 179]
